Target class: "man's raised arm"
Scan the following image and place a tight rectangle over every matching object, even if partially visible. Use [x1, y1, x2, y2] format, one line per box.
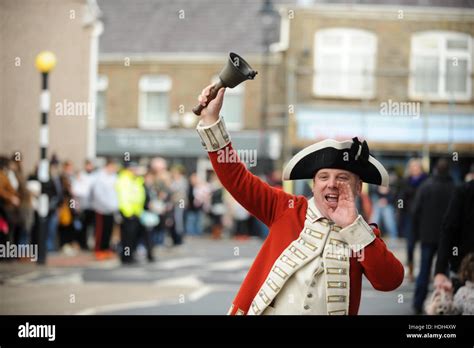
[195, 85, 294, 227]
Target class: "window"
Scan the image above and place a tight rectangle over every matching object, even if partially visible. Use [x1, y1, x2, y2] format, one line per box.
[410, 31, 472, 101]
[313, 28, 377, 98]
[139, 75, 172, 129]
[212, 75, 244, 130]
[96, 75, 108, 129]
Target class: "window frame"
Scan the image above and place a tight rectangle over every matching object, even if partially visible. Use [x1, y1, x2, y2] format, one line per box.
[138, 75, 172, 129]
[313, 27, 378, 99]
[409, 31, 472, 102]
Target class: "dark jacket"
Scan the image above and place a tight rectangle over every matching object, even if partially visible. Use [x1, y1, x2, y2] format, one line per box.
[412, 174, 454, 244]
[397, 173, 428, 215]
[435, 180, 474, 275]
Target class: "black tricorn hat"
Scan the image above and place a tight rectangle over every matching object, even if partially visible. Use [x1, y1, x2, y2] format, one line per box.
[282, 137, 389, 187]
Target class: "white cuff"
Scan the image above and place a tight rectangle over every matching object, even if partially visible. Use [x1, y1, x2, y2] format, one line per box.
[339, 215, 376, 253]
[196, 116, 231, 152]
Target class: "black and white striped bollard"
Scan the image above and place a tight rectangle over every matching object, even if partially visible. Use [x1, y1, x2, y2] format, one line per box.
[35, 51, 56, 265]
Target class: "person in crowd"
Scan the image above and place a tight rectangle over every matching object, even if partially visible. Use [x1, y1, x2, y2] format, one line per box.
[0, 156, 20, 247]
[26, 177, 41, 249]
[186, 173, 209, 236]
[57, 161, 79, 254]
[5, 157, 21, 243]
[434, 165, 474, 294]
[0, 205, 10, 252]
[267, 169, 283, 190]
[452, 253, 474, 315]
[150, 157, 168, 177]
[90, 158, 119, 260]
[169, 165, 188, 243]
[150, 157, 179, 246]
[9, 156, 34, 246]
[140, 170, 160, 262]
[44, 155, 63, 251]
[398, 158, 428, 281]
[208, 172, 224, 239]
[228, 195, 251, 239]
[72, 159, 96, 250]
[370, 170, 398, 240]
[116, 161, 145, 264]
[412, 158, 454, 314]
[61, 160, 75, 185]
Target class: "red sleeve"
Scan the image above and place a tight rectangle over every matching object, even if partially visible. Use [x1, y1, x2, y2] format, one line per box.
[359, 227, 405, 291]
[208, 143, 294, 227]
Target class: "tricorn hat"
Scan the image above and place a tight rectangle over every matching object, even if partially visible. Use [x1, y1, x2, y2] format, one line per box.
[282, 137, 389, 187]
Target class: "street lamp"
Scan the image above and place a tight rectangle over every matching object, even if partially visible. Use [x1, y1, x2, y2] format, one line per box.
[35, 51, 56, 264]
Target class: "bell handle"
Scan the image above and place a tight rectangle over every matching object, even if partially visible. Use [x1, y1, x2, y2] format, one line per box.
[192, 80, 225, 116]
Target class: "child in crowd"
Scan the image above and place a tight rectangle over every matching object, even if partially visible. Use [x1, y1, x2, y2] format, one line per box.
[453, 253, 474, 315]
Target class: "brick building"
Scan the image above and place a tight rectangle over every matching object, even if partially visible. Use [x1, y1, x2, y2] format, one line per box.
[96, 0, 285, 177]
[96, 0, 474, 180]
[277, 1, 474, 180]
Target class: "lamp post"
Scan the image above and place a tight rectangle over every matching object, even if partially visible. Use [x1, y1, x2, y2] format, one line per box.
[35, 51, 56, 265]
[259, 0, 278, 132]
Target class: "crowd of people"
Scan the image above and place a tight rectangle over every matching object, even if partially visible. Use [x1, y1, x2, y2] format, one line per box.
[0, 154, 269, 265]
[0, 153, 473, 314]
[369, 158, 474, 315]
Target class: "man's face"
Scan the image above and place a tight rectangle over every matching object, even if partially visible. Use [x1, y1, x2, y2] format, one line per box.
[85, 162, 94, 173]
[312, 168, 362, 218]
[106, 163, 117, 174]
[409, 160, 422, 177]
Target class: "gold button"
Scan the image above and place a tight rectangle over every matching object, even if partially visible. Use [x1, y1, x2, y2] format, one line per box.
[307, 293, 313, 298]
[304, 305, 310, 310]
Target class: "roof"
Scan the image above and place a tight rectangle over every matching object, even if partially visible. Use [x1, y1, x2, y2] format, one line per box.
[98, 0, 283, 55]
[98, 0, 473, 55]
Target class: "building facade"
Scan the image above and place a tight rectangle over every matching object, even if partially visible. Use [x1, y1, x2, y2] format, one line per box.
[96, 0, 473, 180]
[96, 0, 285, 177]
[1, 0, 102, 175]
[275, 2, 474, 179]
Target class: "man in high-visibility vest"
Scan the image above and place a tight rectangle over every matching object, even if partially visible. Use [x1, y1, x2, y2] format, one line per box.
[116, 162, 145, 264]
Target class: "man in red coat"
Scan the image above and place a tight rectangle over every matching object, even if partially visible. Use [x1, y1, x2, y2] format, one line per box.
[196, 86, 404, 315]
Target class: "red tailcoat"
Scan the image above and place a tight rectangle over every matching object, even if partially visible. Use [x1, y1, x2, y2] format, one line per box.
[209, 143, 404, 315]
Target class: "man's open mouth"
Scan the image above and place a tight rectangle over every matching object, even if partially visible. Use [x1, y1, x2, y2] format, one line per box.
[325, 194, 339, 206]
[325, 194, 339, 202]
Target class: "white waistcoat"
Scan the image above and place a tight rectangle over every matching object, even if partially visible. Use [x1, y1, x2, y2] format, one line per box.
[249, 197, 351, 315]
[262, 253, 328, 315]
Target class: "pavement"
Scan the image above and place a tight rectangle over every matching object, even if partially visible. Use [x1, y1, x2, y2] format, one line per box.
[0, 236, 420, 315]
